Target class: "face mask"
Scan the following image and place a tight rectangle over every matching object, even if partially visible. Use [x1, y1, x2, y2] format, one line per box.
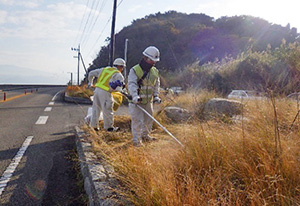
[139, 58, 153, 73]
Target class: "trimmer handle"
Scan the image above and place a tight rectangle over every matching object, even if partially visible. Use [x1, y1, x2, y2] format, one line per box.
[121, 92, 132, 100]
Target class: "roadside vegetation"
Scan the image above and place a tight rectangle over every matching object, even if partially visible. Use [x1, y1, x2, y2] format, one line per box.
[82, 91, 300, 205]
[77, 41, 300, 97]
[66, 85, 93, 99]
[69, 11, 300, 205]
[166, 41, 300, 95]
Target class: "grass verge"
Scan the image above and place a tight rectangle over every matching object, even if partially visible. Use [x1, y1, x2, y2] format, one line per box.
[83, 91, 300, 205]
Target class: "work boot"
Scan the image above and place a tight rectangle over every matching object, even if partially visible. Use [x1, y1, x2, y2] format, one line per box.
[142, 135, 157, 142]
[107, 127, 120, 132]
[133, 140, 144, 147]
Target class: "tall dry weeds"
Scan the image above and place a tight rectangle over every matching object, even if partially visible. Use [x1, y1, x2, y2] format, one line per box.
[66, 85, 93, 99]
[86, 91, 300, 205]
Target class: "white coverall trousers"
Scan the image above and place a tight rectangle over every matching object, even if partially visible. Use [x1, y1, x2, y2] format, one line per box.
[91, 87, 114, 129]
[129, 102, 153, 143]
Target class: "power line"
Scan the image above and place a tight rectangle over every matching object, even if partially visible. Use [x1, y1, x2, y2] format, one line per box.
[73, 0, 90, 46]
[86, 0, 125, 58]
[81, 0, 101, 46]
[87, 16, 111, 57]
[78, 0, 98, 44]
[118, 0, 124, 7]
[81, 0, 108, 47]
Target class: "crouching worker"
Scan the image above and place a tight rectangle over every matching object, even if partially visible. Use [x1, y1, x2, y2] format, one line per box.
[88, 58, 125, 132]
[128, 46, 162, 146]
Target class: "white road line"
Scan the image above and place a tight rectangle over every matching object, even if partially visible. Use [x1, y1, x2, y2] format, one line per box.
[48, 102, 54, 105]
[0, 136, 34, 196]
[44, 107, 52, 112]
[35, 116, 48, 124]
[51, 91, 61, 101]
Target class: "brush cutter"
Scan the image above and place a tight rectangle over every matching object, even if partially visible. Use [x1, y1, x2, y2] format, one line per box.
[121, 92, 184, 147]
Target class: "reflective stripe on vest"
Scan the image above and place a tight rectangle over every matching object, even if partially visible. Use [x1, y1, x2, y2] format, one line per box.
[133, 65, 159, 104]
[95, 67, 120, 91]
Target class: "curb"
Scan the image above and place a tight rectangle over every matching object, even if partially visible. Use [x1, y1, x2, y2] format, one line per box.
[75, 126, 131, 206]
[64, 92, 92, 104]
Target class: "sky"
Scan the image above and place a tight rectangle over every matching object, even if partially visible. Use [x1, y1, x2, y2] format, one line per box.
[0, 0, 299, 84]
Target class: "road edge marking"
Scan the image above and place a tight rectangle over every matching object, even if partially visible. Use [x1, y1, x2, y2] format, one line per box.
[0, 136, 34, 196]
[0, 93, 32, 103]
[51, 90, 62, 101]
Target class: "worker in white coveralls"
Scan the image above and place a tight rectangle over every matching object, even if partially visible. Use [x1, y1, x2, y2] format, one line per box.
[88, 58, 125, 132]
[128, 46, 162, 146]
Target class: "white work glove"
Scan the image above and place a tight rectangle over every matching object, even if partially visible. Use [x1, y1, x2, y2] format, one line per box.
[132, 96, 141, 104]
[153, 96, 162, 104]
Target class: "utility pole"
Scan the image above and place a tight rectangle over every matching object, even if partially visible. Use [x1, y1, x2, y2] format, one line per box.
[80, 54, 88, 75]
[124, 38, 128, 81]
[67, 72, 73, 86]
[71, 45, 80, 85]
[77, 45, 80, 85]
[80, 54, 89, 84]
[109, 0, 117, 66]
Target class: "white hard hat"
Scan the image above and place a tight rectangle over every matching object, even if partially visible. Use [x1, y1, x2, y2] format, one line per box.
[113, 58, 126, 67]
[142, 46, 160, 62]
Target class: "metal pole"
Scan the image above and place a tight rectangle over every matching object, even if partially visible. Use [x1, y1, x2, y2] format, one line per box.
[77, 44, 80, 85]
[124, 38, 128, 81]
[71, 73, 73, 86]
[109, 0, 117, 66]
[67, 72, 73, 86]
[80, 54, 88, 74]
[120, 91, 183, 146]
[136, 104, 184, 147]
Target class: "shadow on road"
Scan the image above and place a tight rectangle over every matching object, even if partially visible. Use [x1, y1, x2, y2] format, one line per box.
[0, 134, 87, 205]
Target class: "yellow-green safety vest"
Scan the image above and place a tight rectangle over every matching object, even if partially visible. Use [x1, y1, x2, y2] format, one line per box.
[133, 64, 159, 104]
[95, 67, 120, 91]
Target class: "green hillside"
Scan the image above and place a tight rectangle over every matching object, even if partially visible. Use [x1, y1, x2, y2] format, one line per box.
[88, 11, 300, 94]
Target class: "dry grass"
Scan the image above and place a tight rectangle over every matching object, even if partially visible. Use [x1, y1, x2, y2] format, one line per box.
[66, 85, 93, 99]
[83, 91, 300, 206]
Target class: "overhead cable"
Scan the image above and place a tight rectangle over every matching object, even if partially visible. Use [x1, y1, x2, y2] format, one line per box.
[86, 0, 125, 57]
[73, 0, 90, 46]
[81, 0, 109, 47]
[79, 0, 98, 44]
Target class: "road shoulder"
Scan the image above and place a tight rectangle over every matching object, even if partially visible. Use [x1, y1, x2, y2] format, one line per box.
[75, 126, 131, 206]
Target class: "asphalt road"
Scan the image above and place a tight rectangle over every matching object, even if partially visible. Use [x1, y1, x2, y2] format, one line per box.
[0, 86, 90, 205]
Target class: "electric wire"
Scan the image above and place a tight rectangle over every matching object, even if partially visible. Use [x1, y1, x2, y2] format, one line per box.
[73, 0, 90, 46]
[81, 0, 101, 46]
[86, 0, 125, 58]
[78, 0, 98, 44]
[86, 16, 111, 57]
[74, 0, 125, 69]
[81, 0, 108, 48]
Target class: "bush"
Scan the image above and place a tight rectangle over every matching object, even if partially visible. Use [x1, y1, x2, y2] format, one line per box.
[164, 42, 300, 96]
[66, 85, 93, 99]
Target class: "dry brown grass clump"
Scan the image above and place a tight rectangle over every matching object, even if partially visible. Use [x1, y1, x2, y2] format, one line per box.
[66, 85, 93, 99]
[84, 91, 300, 205]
